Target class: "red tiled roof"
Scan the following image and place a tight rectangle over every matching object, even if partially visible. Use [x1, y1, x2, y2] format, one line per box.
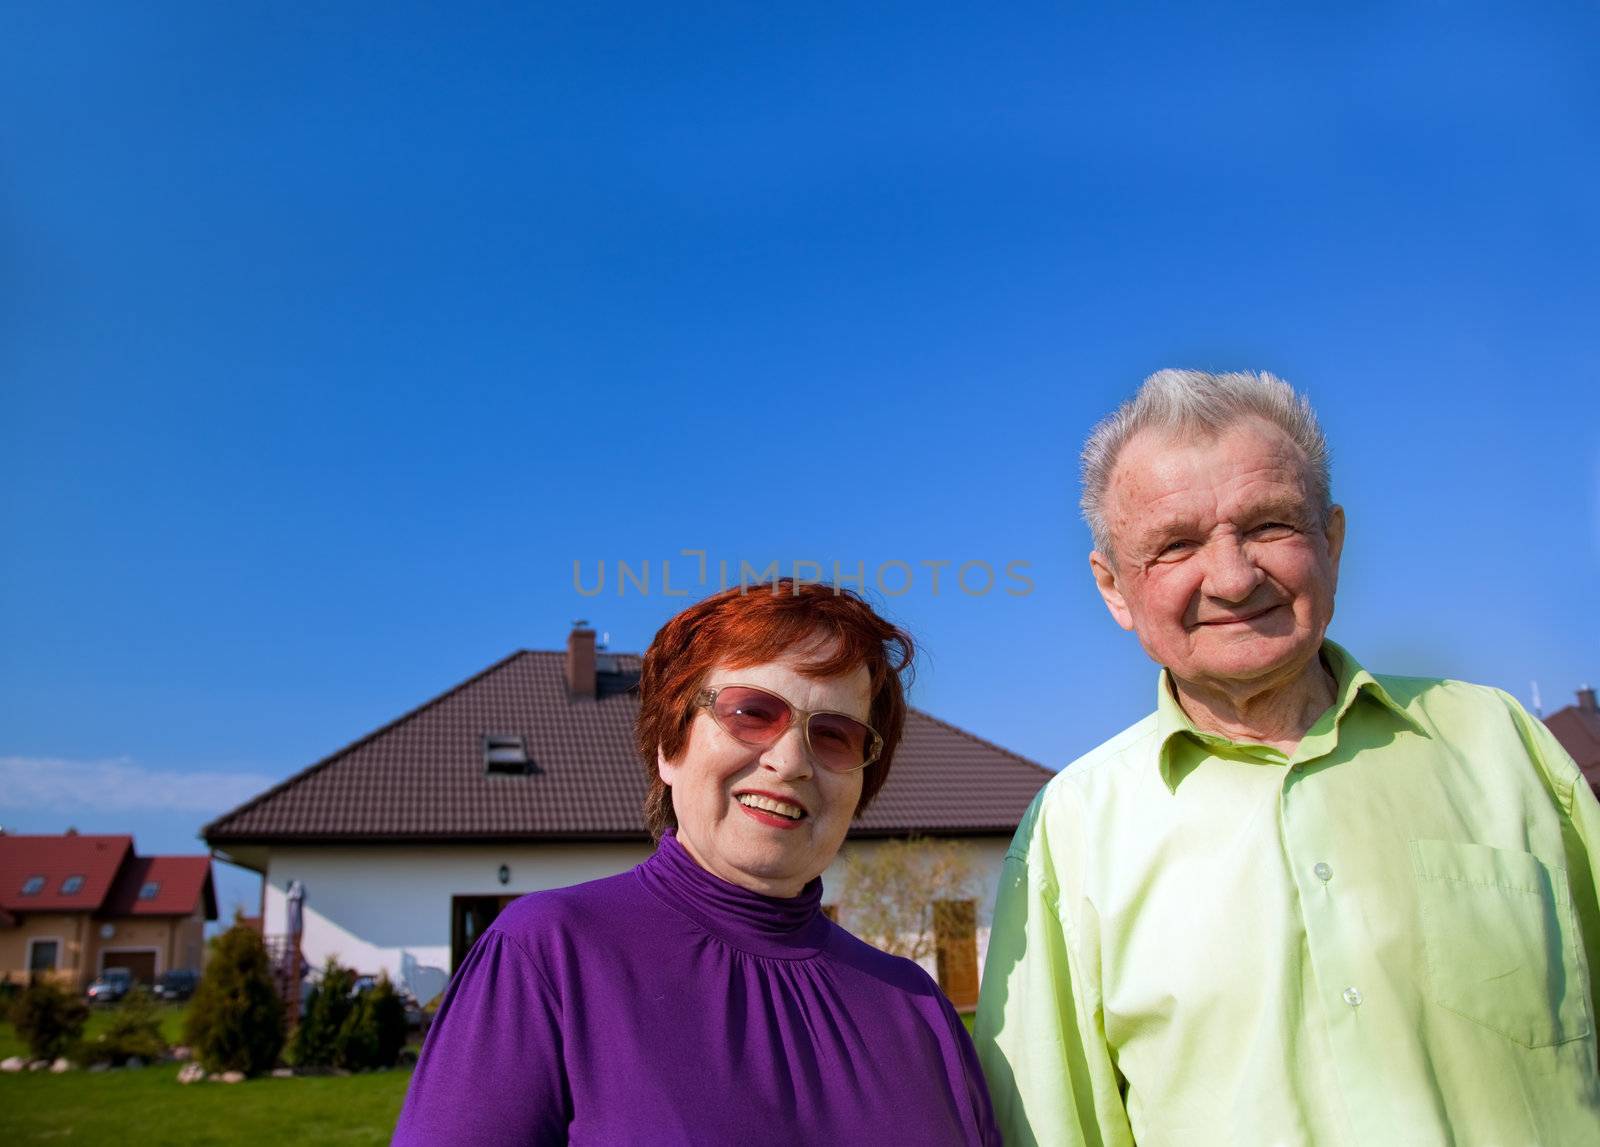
[204, 650, 1054, 844]
[103, 855, 218, 919]
[1547, 703, 1600, 792]
[0, 834, 132, 912]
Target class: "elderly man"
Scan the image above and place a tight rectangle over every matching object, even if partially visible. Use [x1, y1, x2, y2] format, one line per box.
[975, 370, 1600, 1145]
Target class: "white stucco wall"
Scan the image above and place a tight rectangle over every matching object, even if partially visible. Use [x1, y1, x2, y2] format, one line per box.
[264, 835, 1012, 1005]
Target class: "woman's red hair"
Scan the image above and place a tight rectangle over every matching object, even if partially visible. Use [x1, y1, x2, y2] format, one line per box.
[635, 579, 915, 839]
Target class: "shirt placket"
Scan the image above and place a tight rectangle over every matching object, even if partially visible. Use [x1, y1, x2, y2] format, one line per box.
[1278, 750, 1392, 1147]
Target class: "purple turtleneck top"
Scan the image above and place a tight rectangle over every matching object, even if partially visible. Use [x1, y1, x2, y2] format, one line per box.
[393, 834, 999, 1145]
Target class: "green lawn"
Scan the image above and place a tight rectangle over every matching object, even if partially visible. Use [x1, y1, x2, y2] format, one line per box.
[0, 1062, 411, 1145]
[0, 1010, 410, 1145]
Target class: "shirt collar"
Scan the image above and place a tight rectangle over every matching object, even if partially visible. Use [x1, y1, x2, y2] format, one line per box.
[1155, 640, 1424, 791]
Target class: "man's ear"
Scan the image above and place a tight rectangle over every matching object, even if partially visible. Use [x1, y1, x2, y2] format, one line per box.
[1324, 504, 1347, 589]
[1090, 551, 1135, 631]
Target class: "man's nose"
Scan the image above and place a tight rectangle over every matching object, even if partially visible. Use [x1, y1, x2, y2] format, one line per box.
[759, 723, 815, 780]
[1201, 538, 1264, 602]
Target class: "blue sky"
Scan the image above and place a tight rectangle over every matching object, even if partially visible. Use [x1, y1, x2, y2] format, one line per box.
[4, 3, 1598, 920]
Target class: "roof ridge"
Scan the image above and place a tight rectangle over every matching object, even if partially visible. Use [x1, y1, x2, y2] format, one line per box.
[201, 649, 535, 839]
[906, 706, 1058, 779]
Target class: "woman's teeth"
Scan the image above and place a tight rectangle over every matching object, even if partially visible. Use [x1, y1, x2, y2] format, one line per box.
[736, 794, 804, 820]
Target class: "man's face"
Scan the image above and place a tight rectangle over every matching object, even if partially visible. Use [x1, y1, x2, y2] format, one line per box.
[1090, 418, 1346, 697]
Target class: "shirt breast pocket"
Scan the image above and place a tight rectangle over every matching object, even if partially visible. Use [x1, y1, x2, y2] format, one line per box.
[1410, 838, 1591, 1048]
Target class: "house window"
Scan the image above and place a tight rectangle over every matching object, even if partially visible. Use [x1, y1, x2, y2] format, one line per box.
[60, 875, 85, 895]
[482, 733, 537, 776]
[28, 940, 59, 973]
[139, 881, 162, 900]
[20, 875, 44, 896]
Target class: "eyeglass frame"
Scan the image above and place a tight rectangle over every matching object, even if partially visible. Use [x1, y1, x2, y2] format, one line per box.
[692, 684, 884, 773]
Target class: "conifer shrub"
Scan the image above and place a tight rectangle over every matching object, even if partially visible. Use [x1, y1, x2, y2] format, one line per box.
[294, 961, 410, 1070]
[183, 922, 286, 1075]
[293, 958, 356, 1069]
[77, 986, 167, 1065]
[11, 977, 89, 1061]
[363, 972, 410, 1069]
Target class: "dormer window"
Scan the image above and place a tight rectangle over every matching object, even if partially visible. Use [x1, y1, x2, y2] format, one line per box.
[20, 875, 44, 896]
[60, 875, 85, 895]
[139, 881, 161, 900]
[483, 733, 538, 776]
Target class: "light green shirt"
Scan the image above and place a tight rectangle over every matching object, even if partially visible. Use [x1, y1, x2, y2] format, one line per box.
[975, 642, 1600, 1146]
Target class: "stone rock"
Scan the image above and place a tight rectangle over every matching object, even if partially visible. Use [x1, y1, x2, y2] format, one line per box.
[50, 1058, 73, 1074]
[89, 1062, 111, 1073]
[171, 1045, 193, 1061]
[29, 1059, 49, 1071]
[0, 1056, 25, 1073]
[125, 1056, 145, 1070]
[177, 1062, 207, 1084]
[217, 1070, 246, 1084]
[271, 1067, 295, 1078]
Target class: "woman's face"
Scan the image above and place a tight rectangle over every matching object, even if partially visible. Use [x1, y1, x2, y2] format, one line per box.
[658, 640, 870, 899]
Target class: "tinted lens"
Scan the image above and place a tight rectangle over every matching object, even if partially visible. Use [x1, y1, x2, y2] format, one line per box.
[711, 686, 792, 744]
[806, 712, 874, 772]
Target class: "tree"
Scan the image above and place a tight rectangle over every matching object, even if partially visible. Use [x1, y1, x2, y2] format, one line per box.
[834, 837, 979, 962]
[10, 978, 88, 1061]
[184, 921, 286, 1075]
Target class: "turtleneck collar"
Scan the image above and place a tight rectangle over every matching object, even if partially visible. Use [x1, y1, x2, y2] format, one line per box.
[634, 831, 832, 960]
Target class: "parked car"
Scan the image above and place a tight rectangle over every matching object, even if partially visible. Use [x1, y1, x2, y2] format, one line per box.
[152, 969, 199, 1001]
[85, 967, 134, 1003]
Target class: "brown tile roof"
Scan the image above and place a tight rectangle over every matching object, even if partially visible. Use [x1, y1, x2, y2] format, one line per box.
[0, 834, 132, 913]
[204, 650, 1054, 845]
[102, 855, 218, 919]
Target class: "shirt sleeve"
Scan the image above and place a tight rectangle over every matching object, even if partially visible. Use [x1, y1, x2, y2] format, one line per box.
[1507, 695, 1600, 1070]
[974, 785, 1134, 1147]
[392, 930, 570, 1146]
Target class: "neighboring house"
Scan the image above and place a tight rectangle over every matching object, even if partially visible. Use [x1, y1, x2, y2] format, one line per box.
[204, 626, 1053, 1010]
[1546, 685, 1600, 798]
[0, 832, 217, 990]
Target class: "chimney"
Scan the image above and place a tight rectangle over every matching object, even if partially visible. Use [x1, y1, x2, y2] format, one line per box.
[1579, 685, 1597, 714]
[566, 621, 597, 700]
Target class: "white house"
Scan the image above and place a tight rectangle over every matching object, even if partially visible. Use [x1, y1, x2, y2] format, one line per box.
[204, 627, 1052, 1010]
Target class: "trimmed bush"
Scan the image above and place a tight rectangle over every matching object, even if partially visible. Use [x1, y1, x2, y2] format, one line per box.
[76, 986, 167, 1065]
[11, 977, 89, 1061]
[184, 923, 286, 1076]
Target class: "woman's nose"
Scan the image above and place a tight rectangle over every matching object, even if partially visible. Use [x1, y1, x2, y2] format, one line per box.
[759, 723, 814, 780]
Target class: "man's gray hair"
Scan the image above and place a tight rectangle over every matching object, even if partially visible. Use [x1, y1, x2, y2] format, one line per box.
[1080, 369, 1332, 555]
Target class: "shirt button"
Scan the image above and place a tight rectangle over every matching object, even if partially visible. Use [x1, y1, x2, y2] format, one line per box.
[1313, 862, 1333, 882]
[1343, 987, 1363, 1007]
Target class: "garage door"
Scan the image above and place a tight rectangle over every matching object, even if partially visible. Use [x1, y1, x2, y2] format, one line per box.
[102, 950, 157, 984]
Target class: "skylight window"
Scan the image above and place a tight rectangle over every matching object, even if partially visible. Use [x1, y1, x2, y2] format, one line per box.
[483, 733, 537, 776]
[139, 881, 161, 900]
[20, 875, 44, 896]
[60, 875, 85, 895]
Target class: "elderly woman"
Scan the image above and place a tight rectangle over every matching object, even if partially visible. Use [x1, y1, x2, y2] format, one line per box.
[394, 582, 998, 1145]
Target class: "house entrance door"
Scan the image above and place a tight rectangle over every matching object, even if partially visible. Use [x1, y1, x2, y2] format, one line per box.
[451, 895, 518, 974]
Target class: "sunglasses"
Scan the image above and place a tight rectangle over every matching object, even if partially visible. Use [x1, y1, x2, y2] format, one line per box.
[693, 684, 883, 774]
